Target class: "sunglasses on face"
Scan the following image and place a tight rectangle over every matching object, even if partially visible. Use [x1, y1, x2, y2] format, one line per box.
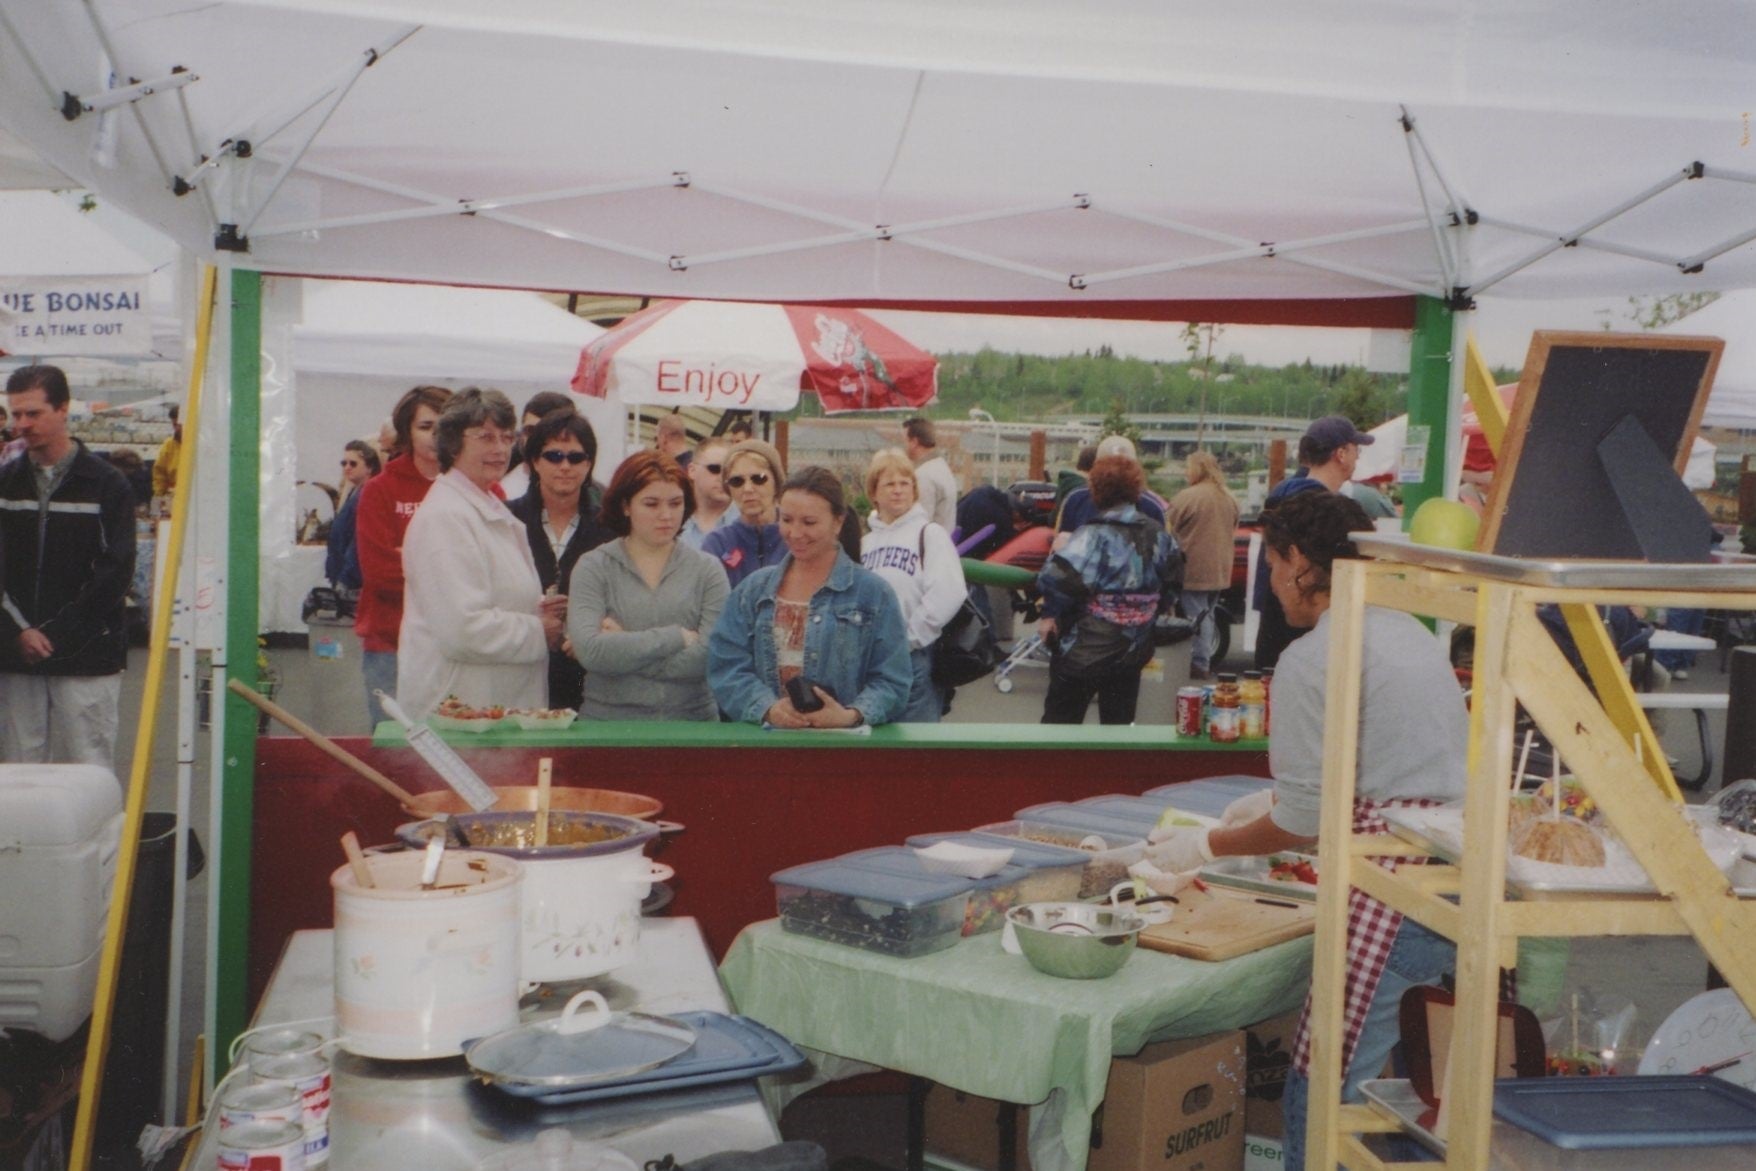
[539, 450, 591, 466]
[341, 459, 362, 468]
[725, 472, 770, 489]
[700, 463, 723, 475]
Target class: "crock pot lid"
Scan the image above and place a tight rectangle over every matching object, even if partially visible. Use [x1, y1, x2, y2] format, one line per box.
[466, 996, 695, 1088]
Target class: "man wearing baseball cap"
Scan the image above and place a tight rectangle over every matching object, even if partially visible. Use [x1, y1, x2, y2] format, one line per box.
[1252, 415, 1375, 669]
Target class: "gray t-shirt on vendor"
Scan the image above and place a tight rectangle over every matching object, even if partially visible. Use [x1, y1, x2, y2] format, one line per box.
[1269, 605, 1467, 838]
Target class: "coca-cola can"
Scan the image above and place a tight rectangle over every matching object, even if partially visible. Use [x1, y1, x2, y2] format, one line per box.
[217, 1083, 302, 1131]
[1175, 687, 1206, 737]
[216, 1119, 307, 1171]
[251, 1052, 331, 1165]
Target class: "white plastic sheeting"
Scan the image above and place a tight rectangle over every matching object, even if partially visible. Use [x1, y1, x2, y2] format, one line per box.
[2, 1, 1754, 316]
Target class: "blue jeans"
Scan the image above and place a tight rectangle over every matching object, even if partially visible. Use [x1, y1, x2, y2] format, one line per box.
[1180, 588, 1221, 671]
[1282, 918, 1455, 1171]
[362, 650, 398, 728]
[1655, 607, 1705, 671]
[899, 646, 943, 722]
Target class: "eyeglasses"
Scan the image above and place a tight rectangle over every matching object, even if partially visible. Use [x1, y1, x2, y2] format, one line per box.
[341, 459, 362, 468]
[539, 450, 591, 466]
[700, 463, 723, 475]
[464, 429, 518, 447]
[725, 472, 771, 489]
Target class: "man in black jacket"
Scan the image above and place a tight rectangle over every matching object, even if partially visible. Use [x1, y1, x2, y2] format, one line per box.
[0, 365, 136, 767]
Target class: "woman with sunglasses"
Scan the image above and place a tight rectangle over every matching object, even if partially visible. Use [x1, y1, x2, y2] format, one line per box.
[700, 439, 787, 587]
[567, 452, 728, 721]
[398, 389, 567, 720]
[708, 467, 911, 729]
[325, 439, 383, 593]
[508, 409, 613, 710]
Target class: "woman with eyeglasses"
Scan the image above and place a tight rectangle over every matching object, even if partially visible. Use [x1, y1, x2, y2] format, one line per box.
[508, 409, 613, 710]
[566, 452, 728, 721]
[397, 389, 567, 720]
[324, 439, 383, 595]
[708, 467, 911, 729]
[699, 439, 787, 587]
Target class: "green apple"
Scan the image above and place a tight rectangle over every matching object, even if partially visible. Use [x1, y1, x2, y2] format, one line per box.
[1408, 498, 1481, 550]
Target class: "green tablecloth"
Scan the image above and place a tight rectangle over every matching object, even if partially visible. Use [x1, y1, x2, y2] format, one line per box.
[719, 920, 1312, 1171]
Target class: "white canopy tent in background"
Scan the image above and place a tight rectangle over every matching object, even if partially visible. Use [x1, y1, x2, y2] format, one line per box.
[1660, 293, 1756, 430]
[258, 277, 610, 631]
[0, 190, 153, 355]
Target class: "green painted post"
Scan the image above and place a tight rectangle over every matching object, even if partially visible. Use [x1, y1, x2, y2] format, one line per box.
[216, 268, 262, 1070]
[1401, 295, 1456, 521]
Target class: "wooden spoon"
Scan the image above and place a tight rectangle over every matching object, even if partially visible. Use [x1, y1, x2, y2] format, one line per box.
[341, 831, 375, 889]
[535, 757, 553, 847]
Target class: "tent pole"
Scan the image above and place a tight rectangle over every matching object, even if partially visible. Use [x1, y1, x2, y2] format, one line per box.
[214, 266, 262, 1074]
[1402, 294, 1457, 518]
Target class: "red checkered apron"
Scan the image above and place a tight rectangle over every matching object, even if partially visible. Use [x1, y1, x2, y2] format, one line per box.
[1289, 796, 1439, 1078]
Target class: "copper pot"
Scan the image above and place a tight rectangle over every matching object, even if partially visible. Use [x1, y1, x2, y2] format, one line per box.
[402, 785, 663, 820]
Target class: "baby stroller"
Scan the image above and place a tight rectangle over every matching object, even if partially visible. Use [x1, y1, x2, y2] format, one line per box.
[979, 525, 1055, 693]
[953, 484, 1056, 693]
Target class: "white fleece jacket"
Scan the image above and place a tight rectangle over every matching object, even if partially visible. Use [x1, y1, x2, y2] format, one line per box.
[860, 504, 967, 651]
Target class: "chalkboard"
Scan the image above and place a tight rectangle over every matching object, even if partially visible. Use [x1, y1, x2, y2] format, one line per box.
[1481, 332, 1723, 560]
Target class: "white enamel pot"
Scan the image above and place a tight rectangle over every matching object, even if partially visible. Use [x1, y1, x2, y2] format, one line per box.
[331, 849, 524, 1060]
[396, 812, 672, 986]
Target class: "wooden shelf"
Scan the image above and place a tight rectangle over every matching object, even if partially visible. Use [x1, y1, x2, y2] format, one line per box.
[1306, 557, 1756, 1170]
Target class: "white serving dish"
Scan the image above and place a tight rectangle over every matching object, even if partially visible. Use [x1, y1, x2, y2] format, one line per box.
[912, 840, 1015, 879]
[508, 710, 578, 732]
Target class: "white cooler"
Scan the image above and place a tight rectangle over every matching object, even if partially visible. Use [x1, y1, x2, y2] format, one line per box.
[0, 764, 123, 1040]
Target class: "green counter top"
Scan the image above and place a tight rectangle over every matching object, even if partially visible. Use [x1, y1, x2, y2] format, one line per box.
[370, 719, 1270, 752]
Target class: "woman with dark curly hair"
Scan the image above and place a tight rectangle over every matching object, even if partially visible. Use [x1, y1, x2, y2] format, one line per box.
[566, 451, 728, 721]
[1036, 455, 1183, 725]
[1142, 490, 1466, 1171]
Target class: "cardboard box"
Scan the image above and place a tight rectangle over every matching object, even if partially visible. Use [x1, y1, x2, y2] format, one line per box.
[1243, 1010, 1301, 1139]
[924, 1083, 1032, 1171]
[1088, 1031, 1245, 1171]
[926, 1031, 1246, 1171]
[1243, 1134, 1284, 1171]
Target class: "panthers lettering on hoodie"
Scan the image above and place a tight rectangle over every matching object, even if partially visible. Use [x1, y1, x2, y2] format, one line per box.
[353, 454, 438, 653]
[858, 504, 967, 651]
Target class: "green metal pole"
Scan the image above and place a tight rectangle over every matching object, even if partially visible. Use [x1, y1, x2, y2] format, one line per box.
[216, 268, 262, 1069]
[1401, 294, 1456, 522]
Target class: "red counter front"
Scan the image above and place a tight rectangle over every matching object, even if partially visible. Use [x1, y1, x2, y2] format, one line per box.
[249, 723, 1267, 1006]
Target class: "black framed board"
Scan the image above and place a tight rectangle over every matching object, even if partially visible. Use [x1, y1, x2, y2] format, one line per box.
[1480, 331, 1724, 561]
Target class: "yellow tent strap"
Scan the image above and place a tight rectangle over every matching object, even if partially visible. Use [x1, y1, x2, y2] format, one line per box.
[70, 264, 218, 1170]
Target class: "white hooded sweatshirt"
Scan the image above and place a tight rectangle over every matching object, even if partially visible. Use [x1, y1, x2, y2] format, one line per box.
[860, 503, 968, 651]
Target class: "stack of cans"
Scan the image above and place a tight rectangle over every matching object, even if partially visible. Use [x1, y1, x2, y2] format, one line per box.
[217, 1028, 330, 1168]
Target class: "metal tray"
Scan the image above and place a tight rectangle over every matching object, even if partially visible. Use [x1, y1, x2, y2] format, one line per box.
[1361, 1078, 1445, 1156]
[1197, 853, 1319, 902]
[1351, 534, 1756, 591]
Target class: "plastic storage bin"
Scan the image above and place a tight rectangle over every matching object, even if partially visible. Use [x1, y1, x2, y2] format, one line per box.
[1013, 801, 1158, 841]
[972, 819, 1146, 898]
[0, 763, 123, 1040]
[772, 859, 970, 957]
[903, 832, 1085, 904]
[1145, 776, 1274, 819]
[838, 846, 1022, 936]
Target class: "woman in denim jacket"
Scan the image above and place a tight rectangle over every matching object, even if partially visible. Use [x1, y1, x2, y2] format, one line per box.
[709, 467, 912, 728]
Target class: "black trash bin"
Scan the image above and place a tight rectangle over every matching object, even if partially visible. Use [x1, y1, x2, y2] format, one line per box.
[95, 813, 205, 1164]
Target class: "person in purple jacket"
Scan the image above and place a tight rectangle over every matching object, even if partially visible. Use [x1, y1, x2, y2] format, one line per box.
[700, 439, 787, 587]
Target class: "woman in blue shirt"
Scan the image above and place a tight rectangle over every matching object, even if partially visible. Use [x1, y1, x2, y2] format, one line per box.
[708, 467, 912, 728]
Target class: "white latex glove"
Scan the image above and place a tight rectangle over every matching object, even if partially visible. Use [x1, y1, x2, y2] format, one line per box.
[1126, 858, 1196, 899]
[1221, 788, 1276, 828]
[1143, 826, 1214, 874]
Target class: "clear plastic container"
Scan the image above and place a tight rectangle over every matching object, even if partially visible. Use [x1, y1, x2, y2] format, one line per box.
[1145, 776, 1274, 820]
[972, 819, 1146, 899]
[839, 846, 1023, 935]
[1012, 801, 1158, 841]
[771, 859, 969, 957]
[904, 832, 1085, 904]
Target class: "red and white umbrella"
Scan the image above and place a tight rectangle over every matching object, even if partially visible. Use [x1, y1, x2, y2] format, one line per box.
[571, 300, 937, 414]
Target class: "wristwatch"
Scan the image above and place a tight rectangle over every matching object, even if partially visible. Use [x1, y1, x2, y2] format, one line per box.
[848, 708, 865, 728]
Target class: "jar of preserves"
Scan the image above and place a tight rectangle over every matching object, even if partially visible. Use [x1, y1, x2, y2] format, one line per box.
[1209, 673, 1241, 742]
[1239, 670, 1266, 739]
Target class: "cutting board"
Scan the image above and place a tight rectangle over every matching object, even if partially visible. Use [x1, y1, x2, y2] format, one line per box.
[1137, 884, 1316, 961]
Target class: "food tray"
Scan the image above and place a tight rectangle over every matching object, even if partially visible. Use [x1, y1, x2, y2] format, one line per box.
[1493, 1075, 1756, 1149]
[1198, 852, 1319, 901]
[1351, 533, 1756, 591]
[507, 709, 578, 731]
[513, 1013, 806, 1106]
[772, 859, 968, 957]
[903, 832, 1084, 904]
[1380, 805, 1752, 896]
[838, 846, 1024, 936]
[972, 820, 1146, 899]
[428, 713, 507, 733]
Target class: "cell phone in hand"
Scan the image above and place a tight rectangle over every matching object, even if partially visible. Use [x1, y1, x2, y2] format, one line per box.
[785, 676, 836, 713]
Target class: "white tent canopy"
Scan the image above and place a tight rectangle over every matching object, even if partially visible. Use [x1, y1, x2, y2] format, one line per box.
[3, 1, 1755, 316]
[1660, 292, 1756, 430]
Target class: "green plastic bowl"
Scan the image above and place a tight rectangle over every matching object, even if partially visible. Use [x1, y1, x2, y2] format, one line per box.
[1005, 902, 1146, 979]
